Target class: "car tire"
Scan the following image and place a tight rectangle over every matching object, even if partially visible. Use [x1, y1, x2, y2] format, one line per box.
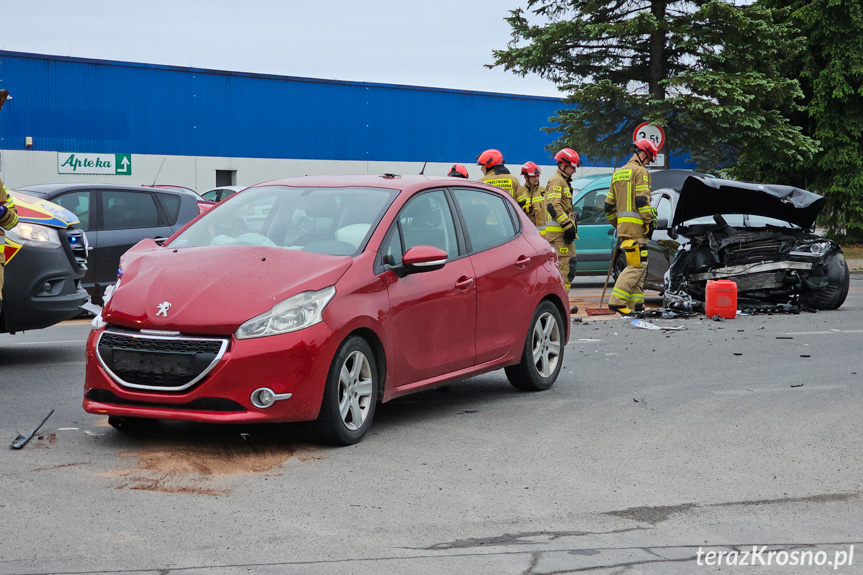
[611, 252, 627, 282]
[505, 300, 564, 391]
[108, 416, 157, 433]
[801, 252, 850, 310]
[313, 336, 379, 446]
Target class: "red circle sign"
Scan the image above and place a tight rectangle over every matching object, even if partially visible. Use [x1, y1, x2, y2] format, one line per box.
[633, 123, 665, 150]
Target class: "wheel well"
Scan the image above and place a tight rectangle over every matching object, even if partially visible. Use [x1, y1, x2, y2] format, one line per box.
[541, 294, 569, 341]
[347, 328, 387, 402]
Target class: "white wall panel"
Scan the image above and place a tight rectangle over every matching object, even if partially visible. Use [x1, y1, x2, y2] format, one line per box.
[0, 151, 612, 193]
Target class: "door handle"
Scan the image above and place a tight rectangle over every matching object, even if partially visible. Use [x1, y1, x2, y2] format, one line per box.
[515, 255, 531, 268]
[455, 276, 474, 290]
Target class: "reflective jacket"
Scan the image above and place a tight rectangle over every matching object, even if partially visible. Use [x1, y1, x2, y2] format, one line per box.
[525, 182, 547, 235]
[545, 168, 577, 241]
[480, 166, 529, 212]
[605, 154, 652, 239]
[1, 177, 20, 277]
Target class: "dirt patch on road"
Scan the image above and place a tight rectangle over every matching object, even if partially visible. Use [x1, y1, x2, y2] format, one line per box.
[99, 428, 322, 495]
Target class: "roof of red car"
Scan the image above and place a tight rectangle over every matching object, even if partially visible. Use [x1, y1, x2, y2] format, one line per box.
[252, 174, 497, 193]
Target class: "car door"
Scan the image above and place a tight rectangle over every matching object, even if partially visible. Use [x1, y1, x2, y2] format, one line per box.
[645, 192, 681, 290]
[91, 189, 174, 297]
[50, 189, 96, 290]
[451, 187, 538, 364]
[571, 184, 616, 275]
[381, 189, 477, 386]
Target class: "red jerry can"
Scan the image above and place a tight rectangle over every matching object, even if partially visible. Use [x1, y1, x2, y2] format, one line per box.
[705, 279, 737, 319]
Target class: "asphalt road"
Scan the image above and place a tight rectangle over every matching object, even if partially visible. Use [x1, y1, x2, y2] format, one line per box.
[1, 279, 862, 575]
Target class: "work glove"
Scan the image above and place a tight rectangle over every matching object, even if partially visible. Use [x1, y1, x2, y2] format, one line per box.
[644, 220, 656, 240]
[563, 226, 576, 244]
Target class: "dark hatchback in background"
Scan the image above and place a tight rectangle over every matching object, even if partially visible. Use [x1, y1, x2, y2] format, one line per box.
[2, 190, 88, 333]
[15, 184, 211, 304]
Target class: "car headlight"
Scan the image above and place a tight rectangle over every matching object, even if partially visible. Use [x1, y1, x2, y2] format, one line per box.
[790, 241, 831, 257]
[235, 286, 336, 339]
[6, 223, 62, 249]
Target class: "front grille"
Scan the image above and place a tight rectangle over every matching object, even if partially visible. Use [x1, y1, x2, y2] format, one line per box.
[63, 227, 88, 272]
[97, 329, 229, 391]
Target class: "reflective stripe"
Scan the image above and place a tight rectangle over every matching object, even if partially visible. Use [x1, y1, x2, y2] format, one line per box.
[547, 193, 562, 200]
[612, 288, 631, 299]
[556, 214, 568, 223]
[630, 293, 645, 302]
[618, 210, 641, 220]
[546, 224, 564, 232]
[618, 217, 644, 225]
[635, 185, 650, 193]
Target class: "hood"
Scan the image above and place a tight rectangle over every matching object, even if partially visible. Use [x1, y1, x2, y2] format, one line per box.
[8, 190, 80, 228]
[672, 176, 825, 229]
[103, 241, 353, 334]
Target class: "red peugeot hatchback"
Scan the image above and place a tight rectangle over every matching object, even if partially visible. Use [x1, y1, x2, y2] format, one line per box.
[84, 175, 570, 444]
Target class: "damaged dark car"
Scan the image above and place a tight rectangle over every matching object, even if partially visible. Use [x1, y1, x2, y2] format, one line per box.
[663, 176, 849, 312]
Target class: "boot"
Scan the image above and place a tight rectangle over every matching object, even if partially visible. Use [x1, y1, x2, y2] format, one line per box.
[608, 304, 633, 316]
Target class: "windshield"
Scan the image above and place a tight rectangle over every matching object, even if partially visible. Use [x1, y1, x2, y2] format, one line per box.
[169, 185, 397, 255]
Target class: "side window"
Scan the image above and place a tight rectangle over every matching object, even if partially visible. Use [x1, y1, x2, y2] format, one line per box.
[54, 191, 91, 231]
[102, 191, 160, 230]
[157, 193, 182, 225]
[572, 189, 607, 225]
[452, 188, 516, 252]
[396, 190, 459, 259]
[381, 226, 404, 267]
[202, 190, 220, 201]
[655, 195, 672, 227]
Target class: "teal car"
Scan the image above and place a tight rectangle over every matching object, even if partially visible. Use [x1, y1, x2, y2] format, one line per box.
[569, 173, 616, 275]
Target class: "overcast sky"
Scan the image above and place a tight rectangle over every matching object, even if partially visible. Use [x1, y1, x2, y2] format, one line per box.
[1, 0, 562, 98]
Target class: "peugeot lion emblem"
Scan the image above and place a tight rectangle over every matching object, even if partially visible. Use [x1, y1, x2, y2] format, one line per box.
[156, 302, 172, 317]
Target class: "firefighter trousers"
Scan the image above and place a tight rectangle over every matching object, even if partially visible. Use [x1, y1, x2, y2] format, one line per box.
[550, 236, 575, 290]
[609, 237, 648, 307]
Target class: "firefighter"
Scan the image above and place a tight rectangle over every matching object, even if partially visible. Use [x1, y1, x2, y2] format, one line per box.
[521, 161, 546, 236]
[476, 149, 530, 213]
[545, 148, 580, 293]
[604, 138, 660, 315]
[0, 176, 20, 317]
[448, 164, 469, 178]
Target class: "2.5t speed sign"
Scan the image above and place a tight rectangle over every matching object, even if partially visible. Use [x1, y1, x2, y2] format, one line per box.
[633, 123, 665, 150]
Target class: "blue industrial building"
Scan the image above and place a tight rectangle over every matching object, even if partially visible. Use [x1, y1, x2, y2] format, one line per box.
[0, 50, 572, 166]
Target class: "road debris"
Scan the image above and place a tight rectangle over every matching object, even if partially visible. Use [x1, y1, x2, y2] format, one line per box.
[630, 319, 686, 331]
[10, 410, 54, 450]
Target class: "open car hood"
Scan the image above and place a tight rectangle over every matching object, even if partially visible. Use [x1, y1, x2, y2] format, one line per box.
[672, 176, 826, 229]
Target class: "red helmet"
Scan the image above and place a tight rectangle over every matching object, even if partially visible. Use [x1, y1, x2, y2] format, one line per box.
[634, 138, 660, 160]
[554, 148, 580, 167]
[448, 164, 468, 178]
[521, 161, 541, 177]
[476, 149, 504, 168]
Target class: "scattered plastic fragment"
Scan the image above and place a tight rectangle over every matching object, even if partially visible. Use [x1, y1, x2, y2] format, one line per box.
[10, 410, 54, 450]
[630, 319, 686, 331]
[791, 383, 804, 388]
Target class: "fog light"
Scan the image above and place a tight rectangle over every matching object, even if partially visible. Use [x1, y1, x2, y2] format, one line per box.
[250, 387, 292, 409]
[39, 282, 53, 294]
[251, 388, 275, 408]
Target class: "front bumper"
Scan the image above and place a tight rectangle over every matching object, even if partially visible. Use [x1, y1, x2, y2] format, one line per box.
[83, 322, 337, 424]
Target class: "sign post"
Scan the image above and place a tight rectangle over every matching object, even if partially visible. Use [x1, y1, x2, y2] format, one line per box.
[633, 123, 666, 168]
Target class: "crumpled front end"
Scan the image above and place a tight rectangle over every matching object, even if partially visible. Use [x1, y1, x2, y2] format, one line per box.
[665, 224, 849, 312]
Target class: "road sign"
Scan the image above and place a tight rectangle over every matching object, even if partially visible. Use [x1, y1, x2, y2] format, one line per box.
[58, 152, 132, 175]
[633, 123, 665, 150]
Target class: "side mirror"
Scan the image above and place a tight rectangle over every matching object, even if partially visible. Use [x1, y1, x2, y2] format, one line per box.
[656, 217, 668, 229]
[154, 236, 168, 246]
[402, 245, 448, 273]
[572, 207, 582, 221]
